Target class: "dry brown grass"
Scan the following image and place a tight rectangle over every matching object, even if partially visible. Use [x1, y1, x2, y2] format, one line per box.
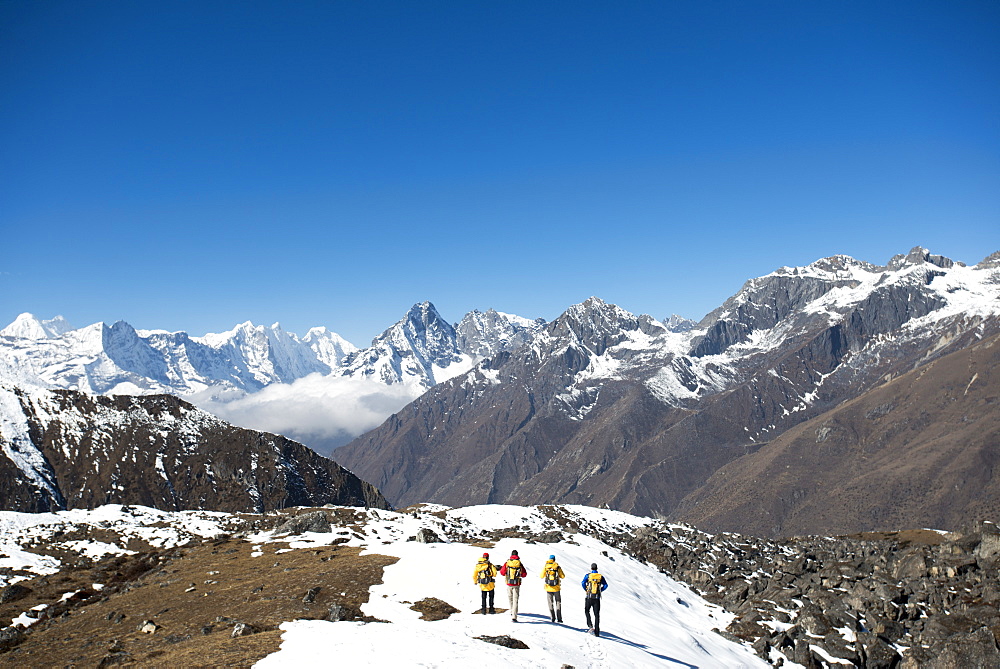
[0, 536, 397, 667]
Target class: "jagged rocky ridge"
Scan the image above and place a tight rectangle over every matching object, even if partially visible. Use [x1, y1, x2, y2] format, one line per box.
[0, 386, 389, 513]
[335, 248, 1000, 535]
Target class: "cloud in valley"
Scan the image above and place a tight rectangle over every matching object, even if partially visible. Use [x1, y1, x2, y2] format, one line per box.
[194, 374, 421, 454]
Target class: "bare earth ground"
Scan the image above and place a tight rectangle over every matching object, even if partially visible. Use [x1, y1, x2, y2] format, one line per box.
[0, 537, 397, 667]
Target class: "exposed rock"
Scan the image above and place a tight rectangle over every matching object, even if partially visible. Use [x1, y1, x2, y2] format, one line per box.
[97, 651, 130, 667]
[901, 626, 1000, 668]
[0, 626, 26, 652]
[0, 584, 31, 604]
[138, 620, 159, 634]
[409, 597, 460, 621]
[326, 603, 346, 622]
[231, 622, 258, 638]
[474, 635, 530, 649]
[414, 528, 442, 543]
[274, 511, 331, 535]
[857, 632, 901, 668]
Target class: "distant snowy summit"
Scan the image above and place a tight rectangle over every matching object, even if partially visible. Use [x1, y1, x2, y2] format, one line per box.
[1, 313, 73, 339]
[0, 303, 547, 398]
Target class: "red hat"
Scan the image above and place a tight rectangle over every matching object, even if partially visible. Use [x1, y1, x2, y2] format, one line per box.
[482, 553, 489, 558]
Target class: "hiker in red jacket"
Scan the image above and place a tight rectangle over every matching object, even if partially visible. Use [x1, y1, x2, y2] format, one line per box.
[498, 549, 527, 622]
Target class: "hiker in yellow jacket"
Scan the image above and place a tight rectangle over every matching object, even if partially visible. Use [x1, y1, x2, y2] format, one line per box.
[472, 552, 497, 615]
[540, 554, 566, 623]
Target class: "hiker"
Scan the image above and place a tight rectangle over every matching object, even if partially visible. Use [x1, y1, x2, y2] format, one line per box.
[540, 554, 566, 623]
[498, 549, 527, 622]
[473, 552, 497, 614]
[582, 562, 608, 636]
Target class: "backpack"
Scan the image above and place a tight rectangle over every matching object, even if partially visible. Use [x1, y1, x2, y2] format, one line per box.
[586, 572, 603, 598]
[477, 563, 494, 585]
[505, 559, 522, 586]
[544, 564, 560, 587]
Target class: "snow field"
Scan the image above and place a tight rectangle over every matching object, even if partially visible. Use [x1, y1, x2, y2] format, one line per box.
[256, 505, 770, 668]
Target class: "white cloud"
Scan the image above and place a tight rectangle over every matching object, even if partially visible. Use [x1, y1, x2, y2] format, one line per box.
[193, 373, 421, 452]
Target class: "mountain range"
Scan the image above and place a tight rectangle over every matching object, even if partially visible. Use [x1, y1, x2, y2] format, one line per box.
[0, 303, 545, 398]
[334, 247, 1000, 536]
[2, 246, 998, 539]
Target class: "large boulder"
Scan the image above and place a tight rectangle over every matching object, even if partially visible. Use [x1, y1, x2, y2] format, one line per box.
[273, 510, 331, 535]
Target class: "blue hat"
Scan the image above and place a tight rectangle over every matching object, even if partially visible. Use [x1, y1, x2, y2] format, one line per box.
[549, 555, 555, 559]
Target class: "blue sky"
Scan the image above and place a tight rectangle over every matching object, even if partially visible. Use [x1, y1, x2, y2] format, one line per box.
[2, 1, 998, 344]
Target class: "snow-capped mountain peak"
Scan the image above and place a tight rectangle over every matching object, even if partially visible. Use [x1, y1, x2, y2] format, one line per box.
[888, 245, 961, 270]
[0, 313, 73, 340]
[341, 301, 469, 388]
[547, 297, 666, 355]
[454, 308, 546, 360]
[301, 326, 358, 368]
[664, 314, 696, 332]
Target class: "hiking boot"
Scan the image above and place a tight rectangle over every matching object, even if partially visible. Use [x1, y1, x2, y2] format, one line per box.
[489, 608, 496, 614]
[557, 616, 563, 623]
[481, 607, 487, 615]
[550, 614, 556, 622]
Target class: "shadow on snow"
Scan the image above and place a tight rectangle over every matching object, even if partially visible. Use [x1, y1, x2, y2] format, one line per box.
[509, 613, 700, 668]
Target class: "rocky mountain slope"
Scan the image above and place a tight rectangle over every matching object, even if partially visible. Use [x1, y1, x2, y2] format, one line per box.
[2, 503, 998, 667]
[674, 331, 1000, 537]
[335, 248, 1000, 535]
[0, 303, 545, 398]
[0, 386, 389, 514]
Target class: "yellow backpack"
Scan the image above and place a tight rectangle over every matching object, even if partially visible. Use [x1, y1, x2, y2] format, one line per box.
[544, 564, 561, 587]
[505, 559, 522, 585]
[586, 572, 603, 598]
[477, 562, 494, 585]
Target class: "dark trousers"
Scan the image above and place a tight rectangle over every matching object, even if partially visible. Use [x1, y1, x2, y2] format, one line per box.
[585, 597, 601, 634]
[480, 589, 495, 612]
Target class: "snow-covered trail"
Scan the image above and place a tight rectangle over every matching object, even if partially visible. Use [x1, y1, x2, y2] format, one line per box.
[255, 506, 771, 668]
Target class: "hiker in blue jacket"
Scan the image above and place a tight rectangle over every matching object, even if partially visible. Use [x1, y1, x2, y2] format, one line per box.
[581, 562, 609, 636]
